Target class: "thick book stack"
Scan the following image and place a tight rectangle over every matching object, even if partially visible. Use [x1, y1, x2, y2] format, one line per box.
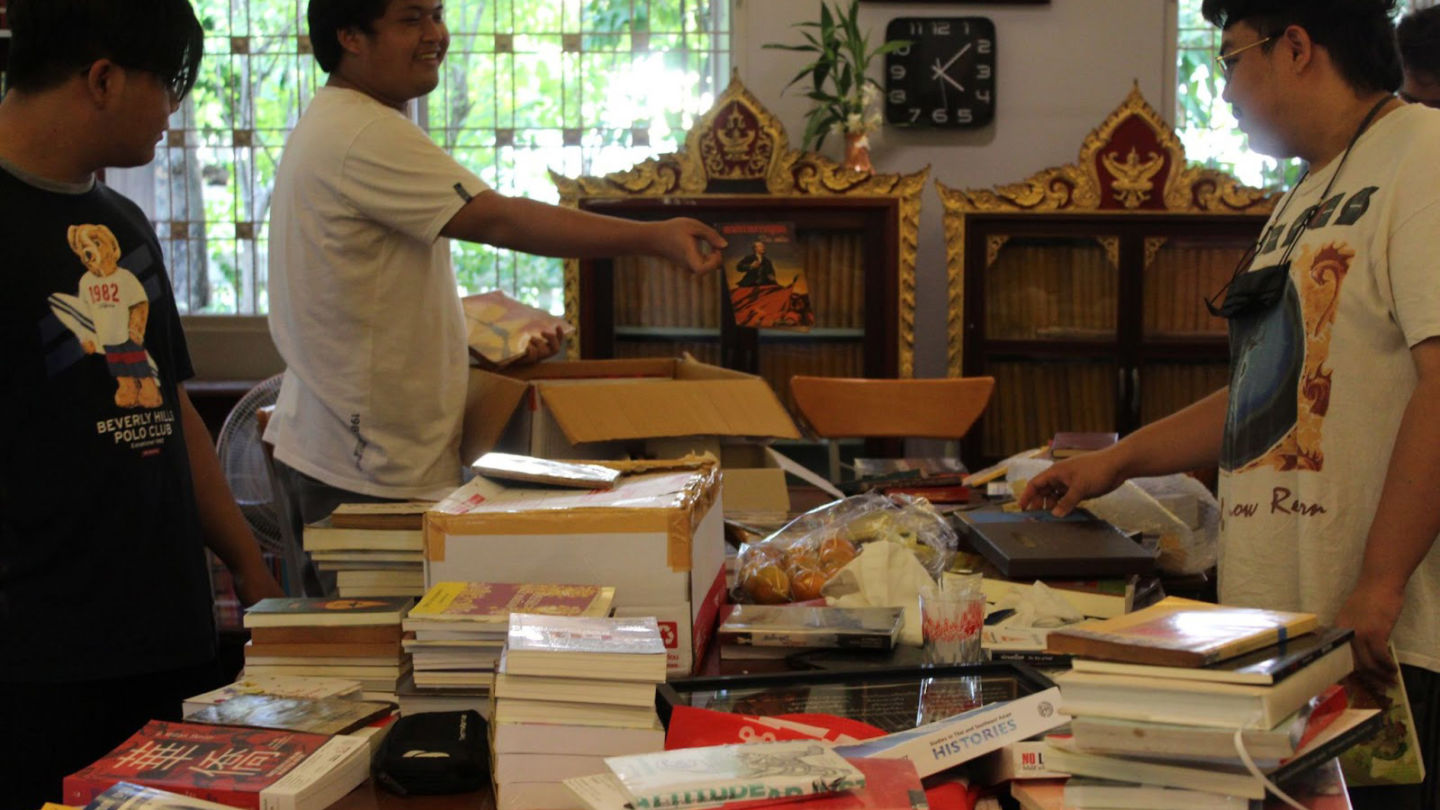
[490, 613, 669, 810]
[241, 596, 413, 703]
[1038, 597, 1381, 805]
[398, 581, 616, 720]
[62, 720, 371, 810]
[304, 502, 429, 599]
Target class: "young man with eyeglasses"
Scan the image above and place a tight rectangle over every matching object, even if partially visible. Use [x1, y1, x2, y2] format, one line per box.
[263, 0, 727, 574]
[1021, 2, 1439, 805]
[0, 1, 287, 807]
[1398, 5, 1440, 108]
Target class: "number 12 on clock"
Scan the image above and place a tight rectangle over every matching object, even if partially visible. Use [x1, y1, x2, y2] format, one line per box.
[884, 17, 996, 129]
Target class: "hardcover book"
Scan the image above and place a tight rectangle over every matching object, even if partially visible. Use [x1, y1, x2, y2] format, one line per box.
[955, 506, 1154, 579]
[242, 597, 413, 629]
[717, 605, 903, 651]
[1045, 596, 1320, 667]
[1053, 643, 1353, 730]
[63, 721, 370, 810]
[471, 452, 621, 489]
[184, 693, 394, 736]
[505, 613, 667, 682]
[404, 582, 615, 632]
[719, 222, 813, 331]
[604, 741, 865, 809]
[1068, 626, 1352, 685]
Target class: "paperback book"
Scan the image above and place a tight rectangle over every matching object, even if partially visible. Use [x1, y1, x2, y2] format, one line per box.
[565, 757, 925, 810]
[327, 501, 431, 530]
[461, 289, 572, 369]
[1338, 654, 1427, 787]
[604, 741, 865, 809]
[63, 721, 370, 810]
[242, 596, 413, 628]
[182, 675, 363, 715]
[505, 613, 667, 682]
[717, 604, 904, 651]
[719, 222, 813, 331]
[1045, 596, 1319, 667]
[471, 452, 621, 489]
[405, 581, 615, 633]
[184, 693, 394, 736]
[78, 782, 253, 810]
[1068, 626, 1353, 685]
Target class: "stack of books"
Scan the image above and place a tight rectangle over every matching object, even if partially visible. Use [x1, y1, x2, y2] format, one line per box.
[1035, 597, 1383, 806]
[241, 596, 414, 703]
[490, 613, 669, 810]
[62, 720, 371, 810]
[397, 581, 616, 719]
[304, 502, 429, 599]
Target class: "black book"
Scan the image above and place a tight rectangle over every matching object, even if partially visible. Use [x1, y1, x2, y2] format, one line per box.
[1069, 626, 1355, 685]
[956, 505, 1155, 578]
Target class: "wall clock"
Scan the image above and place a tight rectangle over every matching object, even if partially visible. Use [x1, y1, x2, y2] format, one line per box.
[883, 17, 996, 129]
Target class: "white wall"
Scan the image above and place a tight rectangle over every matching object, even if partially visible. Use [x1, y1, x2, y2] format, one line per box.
[188, 0, 1177, 381]
[735, 0, 1175, 377]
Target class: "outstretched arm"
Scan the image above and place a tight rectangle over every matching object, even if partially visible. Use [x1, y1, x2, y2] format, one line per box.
[441, 190, 726, 274]
[179, 386, 285, 605]
[1334, 337, 1440, 685]
[1019, 387, 1229, 515]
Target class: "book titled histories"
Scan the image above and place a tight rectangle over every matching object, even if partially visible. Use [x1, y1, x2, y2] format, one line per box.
[955, 506, 1154, 579]
[404, 581, 615, 633]
[63, 721, 370, 810]
[1045, 596, 1319, 667]
[834, 688, 1068, 778]
[603, 741, 865, 810]
[184, 693, 394, 736]
[242, 596, 413, 629]
[505, 613, 667, 682]
[719, 222, 814, 331]
[717, 604, 904, 651]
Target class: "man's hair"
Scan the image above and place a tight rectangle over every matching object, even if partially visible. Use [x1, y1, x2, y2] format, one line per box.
[6, 0, 203, 98]
[308, 0, 392, 73]
[1200, 0, 1402, 94]
[1397, 6, 1440, 80]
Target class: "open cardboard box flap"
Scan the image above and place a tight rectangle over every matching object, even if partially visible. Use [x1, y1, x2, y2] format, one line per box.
[539, 377, 800, 444]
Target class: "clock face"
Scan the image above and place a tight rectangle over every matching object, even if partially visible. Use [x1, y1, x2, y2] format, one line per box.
[884, 17, 996, 128]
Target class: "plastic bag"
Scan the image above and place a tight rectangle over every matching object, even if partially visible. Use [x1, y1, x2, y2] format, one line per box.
[735, 492, 958, 604]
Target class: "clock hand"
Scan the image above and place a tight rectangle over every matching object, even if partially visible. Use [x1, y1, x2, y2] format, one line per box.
[932, 42, 973, 78]
[931, 62, 967, 94]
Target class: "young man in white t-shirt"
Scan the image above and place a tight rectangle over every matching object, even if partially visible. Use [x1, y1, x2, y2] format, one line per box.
[265, 0, 728, 568]
[1019, 2, 1440, 805]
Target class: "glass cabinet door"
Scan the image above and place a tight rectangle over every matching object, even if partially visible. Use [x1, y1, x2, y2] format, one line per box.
[1141, 233, 1253, 340]
[981, 359, 1118, 460]
[984, 236, 1118, 343]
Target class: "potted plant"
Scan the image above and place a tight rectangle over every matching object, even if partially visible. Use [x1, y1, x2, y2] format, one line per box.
[765, 0, 907, 174]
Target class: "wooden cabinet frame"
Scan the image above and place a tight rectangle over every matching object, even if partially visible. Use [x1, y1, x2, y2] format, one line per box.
[551, 72, 928, 382]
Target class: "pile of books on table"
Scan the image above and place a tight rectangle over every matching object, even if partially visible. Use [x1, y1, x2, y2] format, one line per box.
[1027, 596, 1383, 808]
[490, 613, 669, 810]
[241, 595, 413, 704]
[305, 502, 428, 599]
[181, 672, 396, 751]
[396, 580, 615, 720]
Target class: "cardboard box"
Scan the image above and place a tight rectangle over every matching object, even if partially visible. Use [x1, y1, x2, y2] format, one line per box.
[462, 357, 800, 515]
[423, 462, 726, 675]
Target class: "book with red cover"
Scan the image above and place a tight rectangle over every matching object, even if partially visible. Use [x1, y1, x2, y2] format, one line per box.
[62, 720, 363, 810]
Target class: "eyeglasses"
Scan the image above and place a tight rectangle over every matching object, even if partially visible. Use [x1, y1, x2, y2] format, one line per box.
[1215, 36, 1274, 80]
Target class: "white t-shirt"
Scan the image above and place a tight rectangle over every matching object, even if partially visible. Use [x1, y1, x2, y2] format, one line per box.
[1218, 103, 1440, 673]
[266, 86, 490, 499]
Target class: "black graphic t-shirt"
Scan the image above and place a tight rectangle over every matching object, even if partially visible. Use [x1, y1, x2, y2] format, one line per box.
[0, 163, 216, 681]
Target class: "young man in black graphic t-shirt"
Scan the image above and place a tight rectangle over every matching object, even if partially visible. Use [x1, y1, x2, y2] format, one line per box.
[0, 2, 284, 808]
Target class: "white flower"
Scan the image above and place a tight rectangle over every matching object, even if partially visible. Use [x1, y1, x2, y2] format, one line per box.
[844, 112, 864, 133]
[861, 84, 880, 106]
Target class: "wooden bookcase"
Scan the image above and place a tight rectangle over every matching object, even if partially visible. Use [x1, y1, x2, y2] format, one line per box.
[552, 73, 928, 416]
[940, 84, 1279, 464]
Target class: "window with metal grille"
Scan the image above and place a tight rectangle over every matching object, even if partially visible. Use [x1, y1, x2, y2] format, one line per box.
[124, 0, 729, 316]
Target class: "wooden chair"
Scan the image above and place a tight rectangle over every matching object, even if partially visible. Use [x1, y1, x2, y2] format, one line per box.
[789, 376, 996, 480]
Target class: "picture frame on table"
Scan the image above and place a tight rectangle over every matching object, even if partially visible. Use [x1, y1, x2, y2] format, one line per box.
[658, 661, 1054, 733]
